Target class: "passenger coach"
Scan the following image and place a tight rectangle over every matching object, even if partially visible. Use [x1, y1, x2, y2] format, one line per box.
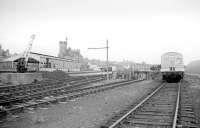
[161, 52, 184, 82]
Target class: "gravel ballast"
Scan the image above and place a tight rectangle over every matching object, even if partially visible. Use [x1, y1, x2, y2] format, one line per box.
[2, 80, 160, 128]
[184, 75, 200, 126]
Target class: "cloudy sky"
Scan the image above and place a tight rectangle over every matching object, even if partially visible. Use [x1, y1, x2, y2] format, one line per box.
[0, 0, 200, 64]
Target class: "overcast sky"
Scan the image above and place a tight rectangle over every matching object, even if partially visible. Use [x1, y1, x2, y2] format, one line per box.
[0, 0, 200, 64]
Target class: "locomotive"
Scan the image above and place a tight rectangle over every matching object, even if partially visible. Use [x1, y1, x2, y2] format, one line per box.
[161, 52, 184, 82]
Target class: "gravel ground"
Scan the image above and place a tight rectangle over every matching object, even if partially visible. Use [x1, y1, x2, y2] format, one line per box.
[184, 74, 200, 125]
[1, 80, 160, 128]
[84, 79, 124, 88]
[40, 70, 70, 80]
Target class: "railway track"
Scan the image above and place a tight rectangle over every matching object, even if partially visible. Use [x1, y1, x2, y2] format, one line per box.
[0, 79, 143, 121]
[101, 81, 199, 128]
[0, 75, 99, 94]
[0, 76, 104, 106]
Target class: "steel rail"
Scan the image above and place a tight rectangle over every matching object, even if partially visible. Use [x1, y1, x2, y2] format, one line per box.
[172, 82, 181, 128]
[0, 75, 101, 92]
[0, 77, 104, 105]
[108, 82, 165, 128]
[1, 79, 144, 117]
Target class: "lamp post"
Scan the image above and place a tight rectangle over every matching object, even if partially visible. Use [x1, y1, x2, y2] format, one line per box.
[88, 39, 109, 80]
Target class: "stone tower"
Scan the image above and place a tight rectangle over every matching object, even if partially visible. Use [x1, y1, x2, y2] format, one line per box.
[58, 37, 67, 57]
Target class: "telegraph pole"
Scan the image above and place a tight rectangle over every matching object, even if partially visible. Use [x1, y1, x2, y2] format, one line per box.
[88, 39, 109, 80]
[106, 39, 109, 80]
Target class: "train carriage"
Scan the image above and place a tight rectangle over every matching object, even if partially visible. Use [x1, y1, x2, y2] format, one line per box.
[161, 52, 184, 82]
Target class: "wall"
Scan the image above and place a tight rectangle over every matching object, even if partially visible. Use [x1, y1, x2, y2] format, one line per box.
[0, 73, 43, 85]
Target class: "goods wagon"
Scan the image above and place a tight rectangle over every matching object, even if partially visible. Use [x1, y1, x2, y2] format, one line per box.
[161, 52, 184, 82]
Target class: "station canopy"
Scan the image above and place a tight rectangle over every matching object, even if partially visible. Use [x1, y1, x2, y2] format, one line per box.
[2, 53, 40, 63]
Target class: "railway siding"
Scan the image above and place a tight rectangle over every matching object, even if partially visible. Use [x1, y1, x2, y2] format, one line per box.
[0, 76, 105, 118]
[0, 80, 159, 128]
[0, 79, 142, 118]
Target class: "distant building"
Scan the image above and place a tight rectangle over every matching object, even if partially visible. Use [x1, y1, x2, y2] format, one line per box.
[58, 37, 83, 62]
[88, 63, 101, 71]
[1, 52, 81, 72]
[57, 37, 90, 71]
[0, 44, 10, 61]
[58, 40, 68, 58]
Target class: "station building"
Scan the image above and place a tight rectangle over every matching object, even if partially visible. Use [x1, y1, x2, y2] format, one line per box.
[0, 52, 81, 72]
